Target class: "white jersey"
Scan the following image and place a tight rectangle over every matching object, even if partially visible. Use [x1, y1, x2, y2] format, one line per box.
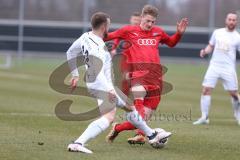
[202, 28, 240, 90]
[209, 28, 240, 68]
[66, 31, 114, 92]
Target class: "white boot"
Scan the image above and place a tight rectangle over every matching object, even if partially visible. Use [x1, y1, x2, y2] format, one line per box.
[67, 143, 93, 154]
[193, 117, 209, 125]
[148, 128, 172, 144]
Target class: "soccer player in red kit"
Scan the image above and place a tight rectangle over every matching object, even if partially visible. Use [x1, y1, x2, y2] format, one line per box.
[105, 4, 188, 144]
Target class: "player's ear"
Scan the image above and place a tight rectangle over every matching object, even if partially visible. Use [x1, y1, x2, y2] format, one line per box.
[100, 23, 106, 32]
[103, 22, 109, 32]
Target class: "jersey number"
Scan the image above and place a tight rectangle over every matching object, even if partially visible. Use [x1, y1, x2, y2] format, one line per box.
[81, 45, 90, 67]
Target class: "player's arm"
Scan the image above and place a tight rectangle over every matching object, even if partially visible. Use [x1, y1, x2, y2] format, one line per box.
[200, 30, 216, 58]
[162, 18, 188, 47]
[104, 26, 128, 41]
[162, 32, 182, 47]
[66, 38, 82, 90]
[200, 44, 214, 58]
[110, 38, 121, 56]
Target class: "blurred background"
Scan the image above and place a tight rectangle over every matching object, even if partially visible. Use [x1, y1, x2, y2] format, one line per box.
[0, 0, 240, 67]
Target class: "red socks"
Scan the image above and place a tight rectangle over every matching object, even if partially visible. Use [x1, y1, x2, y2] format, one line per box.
[114, 99, 146, 136]
[115, 121, 135, 132]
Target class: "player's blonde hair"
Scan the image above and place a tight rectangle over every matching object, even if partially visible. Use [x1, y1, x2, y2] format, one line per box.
[142, 5, 159, 18]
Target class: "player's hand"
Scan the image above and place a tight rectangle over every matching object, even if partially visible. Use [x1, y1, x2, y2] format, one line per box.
[70, 76, 79, 92]
[200, 49, 207, 58]
[177, 18, 188, 35]
[108, 90, 117, 103]
[110, 49, 117, 57]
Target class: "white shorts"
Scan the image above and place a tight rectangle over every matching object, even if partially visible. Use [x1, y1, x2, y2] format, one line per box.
[202, 65, 238, 91]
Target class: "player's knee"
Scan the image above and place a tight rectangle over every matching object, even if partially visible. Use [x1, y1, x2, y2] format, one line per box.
[202, 87, 212, 95]
[108, 116, 115, 123]
[104, 115, 114, 123]
[229, 91, 239, 100]
[103, 108, 116, 123]
[131, 85, 146, 99]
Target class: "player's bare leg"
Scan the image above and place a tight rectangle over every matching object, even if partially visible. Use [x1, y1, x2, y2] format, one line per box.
[193, 86, 212, 125]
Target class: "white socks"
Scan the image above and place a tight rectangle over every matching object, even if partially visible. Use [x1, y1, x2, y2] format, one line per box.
[200, 95, 211, 119]
[75, 117, 110, 145]
[126, 109, 154, 137]
[74, 110, 155, 144]
[200, 95, 240, 121]
[231, 97, 240, 120]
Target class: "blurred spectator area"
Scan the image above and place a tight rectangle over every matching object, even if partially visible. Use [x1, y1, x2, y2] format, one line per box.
[1, 0, 240, 26]
[0, 0, 240, 57]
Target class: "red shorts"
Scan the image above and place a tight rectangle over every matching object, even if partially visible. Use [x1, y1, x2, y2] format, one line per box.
[143, 96, 161, 110]
[143, 85, 161, 110]
[120, 56, 162, 110]
[121, 82, 161, 110]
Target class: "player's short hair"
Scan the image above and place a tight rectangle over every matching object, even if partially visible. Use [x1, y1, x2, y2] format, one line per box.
[226, 12, 238, 17]
[91, 12, 110, 29]
[132, 12, 141, 17]
[141, 5, 159, 18]
[228, 12, 237, 15]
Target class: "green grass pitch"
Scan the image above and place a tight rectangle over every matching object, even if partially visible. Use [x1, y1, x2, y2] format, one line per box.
[0, 56, 240, 160]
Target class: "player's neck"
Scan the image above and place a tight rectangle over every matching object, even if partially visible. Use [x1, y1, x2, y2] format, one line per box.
[140, 24, 146, 31]
[139, 24, 152, 31]
[225, 27, 235, 32]
[92, 30, 104, 39]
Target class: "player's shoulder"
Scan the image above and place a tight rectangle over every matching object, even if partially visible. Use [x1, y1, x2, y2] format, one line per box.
[148, 26, 167, 37]
[81, 32, 94, 40]
[214, 28, 225, 33]
[120, 25, 138, 31]
[233, 30, 240, 37]
[87, 32, 104, 46]
[77, 32, 88, 42]
[152, 26, 166, 33]
[79, 32, 89, 38]
[153, 26, 164, 31]
[210, 28, 224, 37]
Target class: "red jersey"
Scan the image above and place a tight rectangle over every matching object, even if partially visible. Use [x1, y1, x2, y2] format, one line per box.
[105, 25, 182, 64]
[105, 25, 181, 96]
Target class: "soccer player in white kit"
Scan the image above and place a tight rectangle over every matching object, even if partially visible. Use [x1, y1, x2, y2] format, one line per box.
[193, 13, 240, 125]
[66, 12, 171, 153]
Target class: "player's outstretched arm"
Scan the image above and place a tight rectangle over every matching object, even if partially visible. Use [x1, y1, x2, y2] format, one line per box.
[200, 44, 214, 58]
[176, 18, 188, 35]
[162, 18, 188, 47]
[66, 38, 82, 92]
[104, 26, 129, 41]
